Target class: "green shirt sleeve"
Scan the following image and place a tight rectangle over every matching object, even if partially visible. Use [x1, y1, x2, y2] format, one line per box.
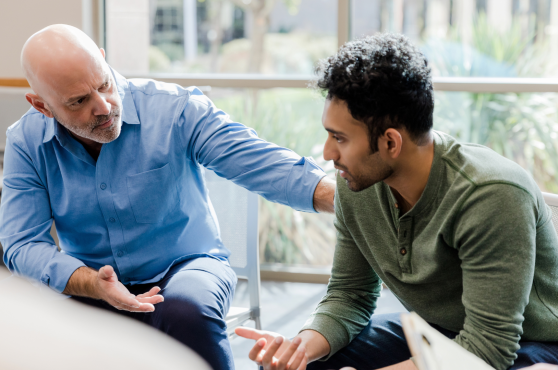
[453, 183, 539, 370]
[299, 177, 382, 359]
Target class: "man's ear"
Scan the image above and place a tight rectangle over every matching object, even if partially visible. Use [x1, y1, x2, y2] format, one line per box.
[25, 93, 54, 118]
[100, 48, 106, 59]
[380, 128, 403, 160]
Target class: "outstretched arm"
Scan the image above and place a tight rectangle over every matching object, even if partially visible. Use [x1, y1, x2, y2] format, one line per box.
[177, 89, 330, 213]
[313, 176, 335, 213]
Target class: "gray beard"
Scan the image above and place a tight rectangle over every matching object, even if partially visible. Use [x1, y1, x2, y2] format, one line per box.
[51, 107, 122, 144]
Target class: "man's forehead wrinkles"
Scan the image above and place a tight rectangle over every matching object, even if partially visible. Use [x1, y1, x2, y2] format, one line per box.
[62, 72, 110, 103]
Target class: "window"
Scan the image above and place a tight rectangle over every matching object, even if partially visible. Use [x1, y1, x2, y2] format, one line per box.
[351, 0, 558, 78]
[147, 0, 337, 74]
[104, 0, 558, 273]
[207, 88, 335, 267]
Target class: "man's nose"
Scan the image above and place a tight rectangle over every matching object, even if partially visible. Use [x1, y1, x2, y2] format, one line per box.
[323, 138, 338, 162]
[93, 93, 111, 116]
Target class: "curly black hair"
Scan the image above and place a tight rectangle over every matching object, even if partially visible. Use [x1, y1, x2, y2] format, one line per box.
[315, 33, 434, 152]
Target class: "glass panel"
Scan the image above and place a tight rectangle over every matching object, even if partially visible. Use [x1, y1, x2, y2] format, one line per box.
[434, 91, 558, 193]
[351, 0, 558, 78]
[112, 0, 338, 75]
[208, 88, 336, 266]
[210, 89, 558, 266]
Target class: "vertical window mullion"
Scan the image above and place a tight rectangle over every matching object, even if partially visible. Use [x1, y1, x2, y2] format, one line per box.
[338, 0, 351, 48]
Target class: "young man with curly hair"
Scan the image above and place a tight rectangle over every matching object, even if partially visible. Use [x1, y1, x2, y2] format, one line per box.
[237, 33, 558, 370]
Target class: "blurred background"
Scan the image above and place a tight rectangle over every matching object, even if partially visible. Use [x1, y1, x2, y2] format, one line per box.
[2, 0, 558, 274]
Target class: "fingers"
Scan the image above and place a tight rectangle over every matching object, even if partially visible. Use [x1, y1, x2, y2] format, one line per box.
[136, 294, 164, 305]
[112, 299, 155, 312]
[98, 265, 117, 282]
[112, 289, 142, 310]
[96, 267, 161, 312]
[261, 336, 283, 366]
[248, 338, 266, 362]
[288, 347, 306, 370]
[128, 302, 156, 312]
[136, 286, 161, 298]
[277, 337, 302, 370]
[136, 287, 164, 304]
[235, 326, 267, 340]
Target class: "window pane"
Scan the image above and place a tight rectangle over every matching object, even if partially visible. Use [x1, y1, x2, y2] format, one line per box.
[208, 88, 336, 266]
[351, 0, 558, 78]
[210, 88, 558, 266]
[106, 0, 338, 75]
[434, 91, 558, 193]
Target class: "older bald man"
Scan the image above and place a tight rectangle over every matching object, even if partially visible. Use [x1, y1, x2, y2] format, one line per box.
[0, 25, 334, 370]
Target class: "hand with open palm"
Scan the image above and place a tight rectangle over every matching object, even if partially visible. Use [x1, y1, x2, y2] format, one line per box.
[94, 265, 164, 312]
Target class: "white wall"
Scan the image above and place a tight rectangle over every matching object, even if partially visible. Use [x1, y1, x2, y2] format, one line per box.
[0, 0, 89, 150]
[0, 88, 34, 150]
[0, 0, 84, 78]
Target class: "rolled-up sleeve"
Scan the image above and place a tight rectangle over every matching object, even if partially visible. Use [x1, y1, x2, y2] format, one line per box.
[0, 132, 85, 293]
[176, 88, 326, 213]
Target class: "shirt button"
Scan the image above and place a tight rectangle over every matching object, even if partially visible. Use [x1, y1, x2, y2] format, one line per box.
[117, 250, 124, 257]
[400, 248, 407, 255]
[100, 183, 107, 190]
[394, 203, 399, 209]
[109, 217, 116, 223]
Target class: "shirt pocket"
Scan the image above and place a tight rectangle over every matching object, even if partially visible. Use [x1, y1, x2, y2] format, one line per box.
[126, 163, 178, 224]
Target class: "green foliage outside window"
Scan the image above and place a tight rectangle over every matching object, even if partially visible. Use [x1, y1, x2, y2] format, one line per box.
[211, 14, 558, 266]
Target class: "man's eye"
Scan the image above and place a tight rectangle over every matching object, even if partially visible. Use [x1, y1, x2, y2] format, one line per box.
[334, 135, 343, 143]
[72, 98, 85, 106]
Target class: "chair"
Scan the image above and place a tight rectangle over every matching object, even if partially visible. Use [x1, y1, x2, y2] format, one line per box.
[543, 192, 558, 232]
[204, 169, 262, 335]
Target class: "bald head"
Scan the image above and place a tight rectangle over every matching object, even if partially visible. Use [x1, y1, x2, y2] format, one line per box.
[21, 24, 106, 97]
[21, 24, 122, 147]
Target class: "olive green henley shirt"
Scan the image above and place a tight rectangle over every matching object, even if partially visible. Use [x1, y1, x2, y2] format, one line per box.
[300, 131, 558, 370]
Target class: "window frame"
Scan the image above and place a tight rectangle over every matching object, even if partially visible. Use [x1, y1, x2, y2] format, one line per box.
[102, 0, 558, 282]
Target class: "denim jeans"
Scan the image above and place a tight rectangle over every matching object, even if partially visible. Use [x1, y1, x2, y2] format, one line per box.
[72, 256, 237, 370]
[307, 313, 558, 370]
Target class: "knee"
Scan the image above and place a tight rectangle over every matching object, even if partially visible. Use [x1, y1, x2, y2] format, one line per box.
[157, 295, 225, 333]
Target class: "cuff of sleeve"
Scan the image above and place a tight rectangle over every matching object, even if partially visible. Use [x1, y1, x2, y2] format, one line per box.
[286, 156, 326, 213]
[40, 253, 86, 294]
[299, 313, 351, 361]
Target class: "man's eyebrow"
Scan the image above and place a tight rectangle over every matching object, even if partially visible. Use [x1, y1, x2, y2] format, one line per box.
[64, 74, 111, 104]
[325, 128, 345, 135]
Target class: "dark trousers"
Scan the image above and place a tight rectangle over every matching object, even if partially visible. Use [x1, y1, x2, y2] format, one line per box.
[72, 257, 237, 370]
[307, 313, 558, 370]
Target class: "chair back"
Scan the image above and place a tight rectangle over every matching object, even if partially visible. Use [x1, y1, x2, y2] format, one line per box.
[204, 169, 260, 312]
[543, 192, 558, 233]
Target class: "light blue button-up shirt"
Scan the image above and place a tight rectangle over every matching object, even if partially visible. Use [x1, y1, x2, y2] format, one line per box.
[0, 70, 325, 293]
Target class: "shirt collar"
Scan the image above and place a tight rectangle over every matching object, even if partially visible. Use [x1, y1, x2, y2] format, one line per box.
[112, 66, 140, 126]
[43, 66, 140, 144]
[385, 130, 445, 218]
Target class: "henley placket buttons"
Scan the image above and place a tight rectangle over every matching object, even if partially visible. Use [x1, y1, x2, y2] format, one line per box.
[400, 248, 407, 255]
[100, 183, 107, 190]
[394, 203, 399, 209]
[109, 217, 116, 223]
[117, 250, 124, 257]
